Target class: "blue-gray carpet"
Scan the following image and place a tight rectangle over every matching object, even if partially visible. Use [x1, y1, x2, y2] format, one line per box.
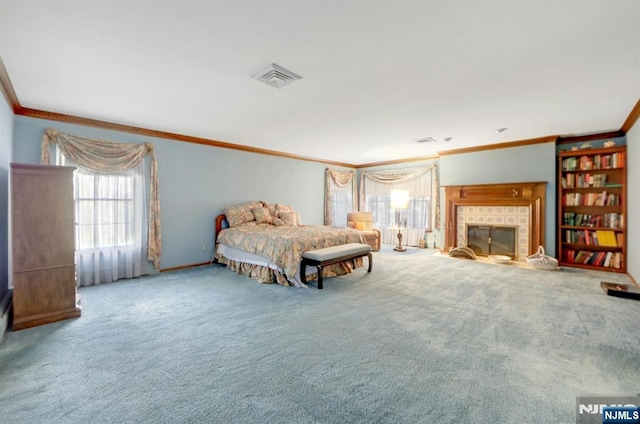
[1, 246, 638, 423]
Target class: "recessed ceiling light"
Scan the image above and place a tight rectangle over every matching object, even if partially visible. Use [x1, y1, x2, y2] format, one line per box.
[443, 137, 453, 142]
[496, 127, 509, 133]
[413, 137, 437, 143]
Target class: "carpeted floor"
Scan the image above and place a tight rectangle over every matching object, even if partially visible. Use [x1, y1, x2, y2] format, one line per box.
[1, 245, 638, 423]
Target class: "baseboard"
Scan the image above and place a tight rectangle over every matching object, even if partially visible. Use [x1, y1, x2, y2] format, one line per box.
[160, 261, 212, 273]
[0, 289, 13, 343]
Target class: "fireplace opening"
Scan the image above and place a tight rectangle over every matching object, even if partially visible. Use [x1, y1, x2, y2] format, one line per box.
[467, 225, 517, 258]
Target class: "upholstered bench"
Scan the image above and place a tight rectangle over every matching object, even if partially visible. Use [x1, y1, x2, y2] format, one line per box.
[300, 243, 372, 289]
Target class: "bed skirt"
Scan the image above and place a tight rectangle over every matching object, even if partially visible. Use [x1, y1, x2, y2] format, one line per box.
[216, 255, 364, 288]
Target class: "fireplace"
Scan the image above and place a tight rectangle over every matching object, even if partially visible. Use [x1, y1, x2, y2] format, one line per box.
[467, 225, 517, 258]
[443, 182, 546, 262]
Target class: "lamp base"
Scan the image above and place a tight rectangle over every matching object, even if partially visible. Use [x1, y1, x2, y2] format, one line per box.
[394, 229, 406, 252]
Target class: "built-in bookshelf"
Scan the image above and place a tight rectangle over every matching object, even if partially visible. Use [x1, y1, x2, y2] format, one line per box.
[557, 146, 626, 272]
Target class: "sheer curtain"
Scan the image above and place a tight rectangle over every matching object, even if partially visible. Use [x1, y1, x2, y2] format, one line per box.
[62, 155, 148, 286]
[324, 168, 357, 226]
[41, 128, 162, 286]
[360, 165, 439, 246]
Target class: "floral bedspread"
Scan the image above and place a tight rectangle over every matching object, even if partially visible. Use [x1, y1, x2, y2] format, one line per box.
[216, 223, 367, 282]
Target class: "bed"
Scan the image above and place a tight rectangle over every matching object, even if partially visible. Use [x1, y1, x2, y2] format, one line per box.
[214, 201, 367, 287]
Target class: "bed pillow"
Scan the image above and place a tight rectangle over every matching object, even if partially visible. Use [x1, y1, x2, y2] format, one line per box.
[278, 211, 298, 226]
[252, 207, 273, 224]
[224, 201, 262, 227]
[272, 218, 285, 226]
[275, 204, 302, 226]
[261, 201, 278, 220]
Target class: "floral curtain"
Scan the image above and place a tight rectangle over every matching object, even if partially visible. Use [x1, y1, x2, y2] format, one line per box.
[324, 168, 357, 226]
[41, 128, 162, 269]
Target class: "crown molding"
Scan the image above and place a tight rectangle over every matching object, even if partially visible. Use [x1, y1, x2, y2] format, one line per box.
[621, 98, 640, 133]
[355, 154, 440, 169]
[0, 55, 20, 112]
[437, 135, 558, 156]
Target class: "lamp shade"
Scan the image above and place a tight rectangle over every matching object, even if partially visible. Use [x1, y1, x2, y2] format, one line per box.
[390, 189, 410, 209]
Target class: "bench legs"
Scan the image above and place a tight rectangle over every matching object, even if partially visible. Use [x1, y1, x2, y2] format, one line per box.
[300, 253, 372, 290]
[314, 264, 325, 290]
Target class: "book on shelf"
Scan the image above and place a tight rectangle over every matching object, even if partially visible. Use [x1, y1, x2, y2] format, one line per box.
[594, 230, 617, 247]
[562, 212, 623, 229]
[584, 252, 596, 264]
[562, 192, 620, 206]
[564, 229, 621, 247]
[567, 250, 622, 269]
[562, 173, 608, 188]
[573, 250, 590, 263]
[561, 151, 625, 171]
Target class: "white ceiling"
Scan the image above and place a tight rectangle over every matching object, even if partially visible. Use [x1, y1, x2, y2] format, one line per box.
[1, 0, 638, 165]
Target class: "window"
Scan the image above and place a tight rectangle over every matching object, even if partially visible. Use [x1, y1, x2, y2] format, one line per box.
[362, 167, 434, 246]
[329, 188, 353, 227]
[75, 168, 136, 249]
[366, 194, 430, 229]
[58, 150, 147, 286]
[325, 168, 356, 226]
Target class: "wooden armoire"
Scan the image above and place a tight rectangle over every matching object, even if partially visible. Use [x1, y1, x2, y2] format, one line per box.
[11, 163, 81, 330]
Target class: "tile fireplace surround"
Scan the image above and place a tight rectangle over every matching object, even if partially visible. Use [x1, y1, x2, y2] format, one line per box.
[443, 182, 547, 262]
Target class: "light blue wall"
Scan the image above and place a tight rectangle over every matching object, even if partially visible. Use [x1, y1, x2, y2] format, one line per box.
[626, 120, 638, 282]
[13, 116, 349, 269]
[439, 142, 557, 256]
[0, 98, 12, 294]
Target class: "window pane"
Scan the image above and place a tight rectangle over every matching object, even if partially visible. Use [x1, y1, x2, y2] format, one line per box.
[330, 191, 351, 227]
[364, 168, 433, 231]
[74, 170, 135, 249]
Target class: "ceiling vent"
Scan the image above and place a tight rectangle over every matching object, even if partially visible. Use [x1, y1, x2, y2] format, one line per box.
[251, 63, 303, 88]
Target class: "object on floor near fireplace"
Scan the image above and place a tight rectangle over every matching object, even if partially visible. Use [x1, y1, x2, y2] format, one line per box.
[600, 282, 640, 301]
[488, 255, 512, 264]
[526, 246, 559, 271]
[448, 246, 477, 260]
[390, 189, 410, 252]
